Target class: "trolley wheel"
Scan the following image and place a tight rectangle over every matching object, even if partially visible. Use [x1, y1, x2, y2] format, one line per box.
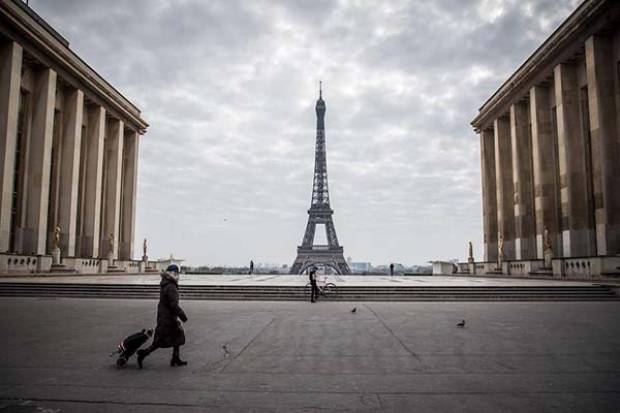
[116, 357, 127, 368]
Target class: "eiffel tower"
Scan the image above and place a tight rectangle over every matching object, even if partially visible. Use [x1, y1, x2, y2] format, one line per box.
[291, 83, 350, 275]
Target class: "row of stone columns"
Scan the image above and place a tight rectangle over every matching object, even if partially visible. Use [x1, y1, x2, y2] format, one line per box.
[0, 40, 139, 260]
[480, 34, 620, 262]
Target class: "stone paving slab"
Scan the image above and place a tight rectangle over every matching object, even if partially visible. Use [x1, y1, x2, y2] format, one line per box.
[0, 274, 599, 287]
[0, 298, 619, 412]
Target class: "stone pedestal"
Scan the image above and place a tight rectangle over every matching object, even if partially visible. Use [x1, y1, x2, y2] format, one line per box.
[544, 249, 553, 269]
[50, 249, 74, 273]
[468, 262, 475, 275]
[51, 247, 60, 265]
[106, 252, 123, 273]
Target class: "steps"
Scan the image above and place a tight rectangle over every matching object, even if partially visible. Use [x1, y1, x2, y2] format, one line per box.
[0, 283, 618, 301]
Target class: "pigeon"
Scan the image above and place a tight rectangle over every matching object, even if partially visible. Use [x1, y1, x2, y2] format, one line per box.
[456, 320, 465, 328]
[222, 344, 231, 356]
[351, 307, 357, 313]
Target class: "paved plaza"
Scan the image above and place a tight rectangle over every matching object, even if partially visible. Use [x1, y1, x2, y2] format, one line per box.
[0, 296, 619, 412]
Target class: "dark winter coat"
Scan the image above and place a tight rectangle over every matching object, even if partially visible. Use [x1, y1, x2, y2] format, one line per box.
[308, 268, 317, 282]
[153, 272, 188, 348]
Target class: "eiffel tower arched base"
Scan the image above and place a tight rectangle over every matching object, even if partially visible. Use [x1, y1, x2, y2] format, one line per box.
[291, 247, 351, 275]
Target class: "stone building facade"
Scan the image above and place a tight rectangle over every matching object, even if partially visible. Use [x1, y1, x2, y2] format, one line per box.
[0, 1, 148, 274]
[472, 0, 620, 279]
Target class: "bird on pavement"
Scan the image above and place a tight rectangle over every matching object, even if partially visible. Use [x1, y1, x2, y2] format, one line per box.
[222, 344, 231, 356]
[351, 307, 357, 313]
[456, 320, 465, 328]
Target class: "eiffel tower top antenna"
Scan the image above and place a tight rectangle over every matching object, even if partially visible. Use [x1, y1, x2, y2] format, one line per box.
[319, 80, 322, 98]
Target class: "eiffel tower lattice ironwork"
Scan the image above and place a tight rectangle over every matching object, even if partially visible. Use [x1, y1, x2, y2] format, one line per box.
[291, 84, 350, 275]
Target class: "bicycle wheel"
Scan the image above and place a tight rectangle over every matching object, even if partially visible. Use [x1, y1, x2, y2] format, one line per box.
[322, 283, 337, 298]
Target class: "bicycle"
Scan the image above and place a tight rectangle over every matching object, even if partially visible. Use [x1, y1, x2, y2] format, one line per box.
[305, 276, 338, 299]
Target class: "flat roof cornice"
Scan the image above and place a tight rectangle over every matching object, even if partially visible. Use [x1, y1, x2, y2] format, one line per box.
[471, 0, 614, 132]
[0, 0, 148, 133]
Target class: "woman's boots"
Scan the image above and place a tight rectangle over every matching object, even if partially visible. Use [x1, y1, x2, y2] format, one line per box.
[170, 345, 188, 367]
[136, 344, 158, 369]
[137, 345, 187, 368]
[136, 348, 150, 369]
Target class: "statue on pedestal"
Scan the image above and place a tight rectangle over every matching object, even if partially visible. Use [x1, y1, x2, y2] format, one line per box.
[108, 233, 115, 266]
[53, 224, 61, 249]
[52, 224, 61, 265]
[543, 227, 553, 268]
[142, 238, 148, 263]
[497, 234, 504, 269]
[468, 241, 474, 264]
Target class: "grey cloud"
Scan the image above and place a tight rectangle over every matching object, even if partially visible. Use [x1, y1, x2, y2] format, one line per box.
[30, 0, 578, 265]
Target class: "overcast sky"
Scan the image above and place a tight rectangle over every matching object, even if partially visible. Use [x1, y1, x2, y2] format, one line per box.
[32, 0, 580, 267]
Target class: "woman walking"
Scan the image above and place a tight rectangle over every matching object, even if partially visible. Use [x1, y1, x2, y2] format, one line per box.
[137, 264, 188, 368]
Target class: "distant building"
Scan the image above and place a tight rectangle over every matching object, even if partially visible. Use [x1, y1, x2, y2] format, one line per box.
[0, 1, 148, 274]
[349, 261, 372, 273]
[471, 0, 620, 278]
[157, 255, 185, 271]
[430, 261, 457, 275]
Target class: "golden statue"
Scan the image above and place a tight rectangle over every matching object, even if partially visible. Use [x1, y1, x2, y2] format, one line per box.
[498, 236, 505, 258]
[109, 233, 114, 251]
[468, 241, 473, 260]
[53, 224, 61, 249]
[543, 227, 552, 252]
[143, 238, 148, 256]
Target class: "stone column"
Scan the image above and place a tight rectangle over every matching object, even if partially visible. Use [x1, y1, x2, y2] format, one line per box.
[100, 118, 124, 259]
[494, 116, 515, 260]
[530, 85, 562, 258]
[23, 68, 57, 255]
[554, 63, 593, 257]
[119, 130, 139, 260]
[0, 41, 22, 252]
[586, 35, 620, 255]
[79, 104, 105, 258]
[510, 101, 536, 260]
[57, 88, 83, 257]
[480, 128, 498, 262]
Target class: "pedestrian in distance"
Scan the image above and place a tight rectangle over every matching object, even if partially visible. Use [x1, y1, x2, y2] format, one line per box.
[137, 264, 188, 368]
[249, 260, 254, 275]
[309, 266, 319, 303]
[389, 263, 394, 276]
